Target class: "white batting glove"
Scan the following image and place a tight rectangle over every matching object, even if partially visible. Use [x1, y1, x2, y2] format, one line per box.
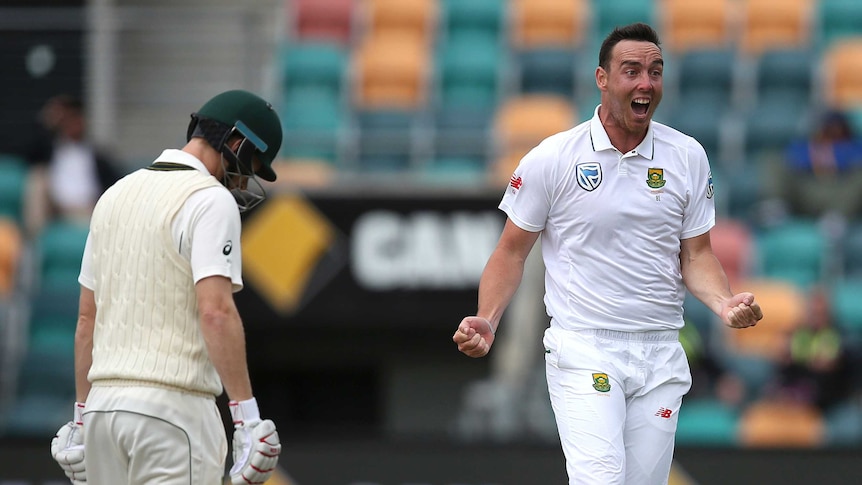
[229, 398, 281, 485]
[50, 402, 86, 484]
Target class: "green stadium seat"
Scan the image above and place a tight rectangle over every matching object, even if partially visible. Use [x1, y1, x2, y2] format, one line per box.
[280, 87, 346, 163]
[843, 222, 862, 278]
[675, 397, 740, 446]
[755, 48, 815, 104]
[279, 42, 348, 99]
[36, 219, 89, 290]
[440, 0, 505, 41]
[0, 154, 29, 224]
[817, 0, 862, 48]
[591, 0, 656, 48]
[754, 219, 826, 289]
[518, 48, 579, 98]
[830, 278, 862, 339]
[436, 32, 504, 110]
[743, 90, 813, 160]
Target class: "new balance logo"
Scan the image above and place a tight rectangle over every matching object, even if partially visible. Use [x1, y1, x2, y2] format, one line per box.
[655, 408, 673, 419]
[510, 175, 522, 190]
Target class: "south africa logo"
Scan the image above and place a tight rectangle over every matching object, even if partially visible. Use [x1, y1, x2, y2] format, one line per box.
[592, 373, 611, 392]
[646, 168, 666, 188]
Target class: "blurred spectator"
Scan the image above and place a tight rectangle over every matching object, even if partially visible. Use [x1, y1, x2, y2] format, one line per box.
[766, 286, 853, 412]
[24, 95, 122, 233]
[769, 110, 862, 220]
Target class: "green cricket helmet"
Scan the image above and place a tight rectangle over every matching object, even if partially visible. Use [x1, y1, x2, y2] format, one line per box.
[188, 89, 282, 182]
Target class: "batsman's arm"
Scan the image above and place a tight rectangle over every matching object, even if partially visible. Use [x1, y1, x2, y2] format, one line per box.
[196, 275, 254, 402]
[75, 286, 96, 402]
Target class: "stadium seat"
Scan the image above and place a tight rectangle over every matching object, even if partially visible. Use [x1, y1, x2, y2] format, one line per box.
[660, 0, 735, 53]
[824, 399, 862, 446]
[440, 0, 505, 41]
[280, 42, 348, 99]
[754, 47, 815, 105]
[362, 0, 438, 45]
[352, 33, 430, 110]
[676, 47, 738, 107]
[843, 221, 862, 278]
[1, 345, 75, 437]
[723, 278, 806, 360]
[830, 278, 862, 341]
[289, 0, 355, 45]
[0, 218, 22, 297]
[822, 38, 862, 110]
[739, 0, 814, 56]
[510, 0, 590, 50]
[738, 399, 825, 447]
[355, 109, 419, 172]
[437, 31, 505, 111]
[817, 0, 862, 48]
[517, 48, 579, 98]
[754, 219, 826, 289]
[743, 91, 813, 161]
[661, 89, 728, 162]
[590, 0, 656, 48]
[675, 397, 740, 446]
[0, 154, 28, 225]
[35, 219, 89, 290]
[491, 95, 577, 185]
[710, 218, 754, 289]
[280, 87, 346, 163]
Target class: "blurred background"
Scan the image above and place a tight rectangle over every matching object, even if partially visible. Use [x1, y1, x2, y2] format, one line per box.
[2, 0, 862, 483]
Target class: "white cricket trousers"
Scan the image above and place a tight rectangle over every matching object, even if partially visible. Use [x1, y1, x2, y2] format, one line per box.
[83, 385, 228, 485]
[543, 326, 692, 485]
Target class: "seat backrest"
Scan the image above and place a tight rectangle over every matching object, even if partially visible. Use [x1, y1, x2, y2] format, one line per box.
[738, 400, 825, 447]
[591, 0, 656, 48]
[280, 42, 348, 97]
[830, 278, 862, 338]
[0, 217, 22, 297]
[352, 33, 430, 110]
[0, 154, 29, 225]
[822, 38, 862, 109]
[363, 0, 438, 45]
[755, 219, 826, 288]
[817, 0, 862, 47]
[739, 0, 814, 56]
[510, 0, 590, 49]
[724, 278, 807, 359]
[440, 0, 505, 40]
[291, 0, 355, 45]
[437, 32, 503, 108]
[660, 0, 735, 53]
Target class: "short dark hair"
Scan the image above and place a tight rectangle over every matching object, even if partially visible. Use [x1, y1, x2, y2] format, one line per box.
[598, 22, 662, 70]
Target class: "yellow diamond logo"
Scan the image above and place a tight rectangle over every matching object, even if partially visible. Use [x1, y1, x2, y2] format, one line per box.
[242, 194, 334, 314]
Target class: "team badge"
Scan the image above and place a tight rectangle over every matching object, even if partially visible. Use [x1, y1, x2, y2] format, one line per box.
[646, 168, 666, 188]
[577, 162, 602, 191]
[592, 373, 611, 392]
[706, 171, 714, 199]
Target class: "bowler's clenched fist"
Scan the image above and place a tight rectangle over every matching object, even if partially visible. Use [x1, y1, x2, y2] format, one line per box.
[453, 316, 496, 358]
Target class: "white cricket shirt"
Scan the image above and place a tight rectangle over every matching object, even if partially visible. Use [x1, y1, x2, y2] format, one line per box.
[80, 149, 243, 292]
[500, 106, 716, 332]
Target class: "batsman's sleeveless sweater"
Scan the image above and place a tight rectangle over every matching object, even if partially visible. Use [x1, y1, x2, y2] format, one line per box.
[87, 166, 224, 396]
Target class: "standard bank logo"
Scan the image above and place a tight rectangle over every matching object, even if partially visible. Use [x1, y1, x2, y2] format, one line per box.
[577, 162, 602, 191]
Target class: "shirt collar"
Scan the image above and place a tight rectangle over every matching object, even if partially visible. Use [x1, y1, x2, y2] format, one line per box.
[154, 149, 211, 175]
[589, 105, 656, 160]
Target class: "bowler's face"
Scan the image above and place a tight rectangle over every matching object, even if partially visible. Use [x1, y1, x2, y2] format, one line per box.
[598, 40, 664, 134]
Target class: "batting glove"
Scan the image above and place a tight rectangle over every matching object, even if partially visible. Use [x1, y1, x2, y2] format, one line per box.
[229, 398, 281, 485]
[50, 402, 86, 484]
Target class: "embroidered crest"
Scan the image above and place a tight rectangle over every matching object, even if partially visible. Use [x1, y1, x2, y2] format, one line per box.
[646, 168, 666, 189]
[592, 373, 611, 392]
[577, 162, 602, 191]
[706, 171, 714, 199]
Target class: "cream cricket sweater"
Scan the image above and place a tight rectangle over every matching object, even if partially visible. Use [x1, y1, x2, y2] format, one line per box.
[87, 165, 224, 396]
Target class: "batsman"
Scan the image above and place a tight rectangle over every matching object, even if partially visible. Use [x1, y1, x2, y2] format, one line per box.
[50, 90, 284, 484]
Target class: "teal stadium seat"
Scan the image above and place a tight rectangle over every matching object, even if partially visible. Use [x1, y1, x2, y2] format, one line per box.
[36, 219, 89, 289]
[755, 48, 815, 105]
[1, 346, 75, 437]
[830, 278, 862, 341]
[817, 0, 862, 48]
[842, 222, 862, 278]
[518, 48, 579, 98]
[591, 0, 656, 49]
[280, 42, 348, 99]
[675, 398, 740, 446]
[0, 154, 28, 224]
[743, 90, 813, 161]
[441, 0, 505, 40]
[280, 87, 345, 163]
[755, 219, 826, 289]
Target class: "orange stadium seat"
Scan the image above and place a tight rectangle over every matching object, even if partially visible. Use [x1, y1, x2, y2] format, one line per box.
[290, 0, 356, 45]
[738, 400, 825, 447]
[739, 0, 814, 56]
[362, 0, 438, 45]
[822, 38, 862, 109]
[352, 33, 430, 110]
[510, 0, 590, 49]
[722, 278, 806, 361]
[660, 0, 735, 53]
[491, 95, 577, 184]
[0, 218, 22, 297]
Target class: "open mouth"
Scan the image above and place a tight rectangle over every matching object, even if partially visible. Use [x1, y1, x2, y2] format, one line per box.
[632, 98, 650, 116]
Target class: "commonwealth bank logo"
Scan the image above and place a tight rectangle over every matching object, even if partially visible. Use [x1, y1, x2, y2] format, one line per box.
[242, 194, 347, 315]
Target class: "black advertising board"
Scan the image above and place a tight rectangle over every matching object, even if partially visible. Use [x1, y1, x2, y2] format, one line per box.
[235, 189, 506, 332]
